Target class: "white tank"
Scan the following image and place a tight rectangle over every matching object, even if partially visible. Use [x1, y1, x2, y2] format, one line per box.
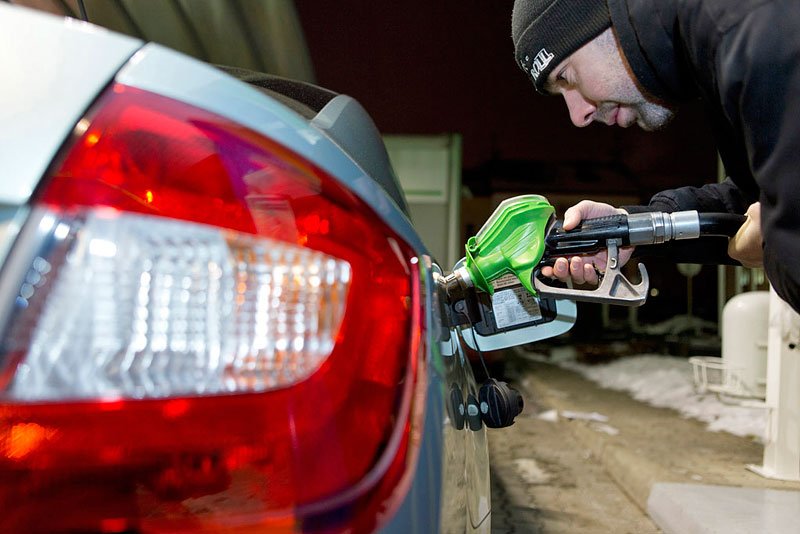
[721, 291, 770, 398]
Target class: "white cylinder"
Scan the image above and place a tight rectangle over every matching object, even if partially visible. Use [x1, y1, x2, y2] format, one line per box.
[721, 291, 770, 398]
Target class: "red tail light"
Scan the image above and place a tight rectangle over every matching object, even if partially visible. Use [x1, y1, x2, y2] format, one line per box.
[0, 84, 424, 532]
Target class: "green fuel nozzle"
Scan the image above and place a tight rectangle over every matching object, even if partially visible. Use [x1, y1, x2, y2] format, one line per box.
[459, 195, 555, 296]
[443, 193, 746, 309]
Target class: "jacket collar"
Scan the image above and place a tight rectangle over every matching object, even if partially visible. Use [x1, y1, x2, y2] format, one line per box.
[607, 0, 692, 103]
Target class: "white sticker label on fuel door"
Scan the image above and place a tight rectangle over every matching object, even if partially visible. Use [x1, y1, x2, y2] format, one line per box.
[491, 273, 520, 290]
[492, 286, 543, 329]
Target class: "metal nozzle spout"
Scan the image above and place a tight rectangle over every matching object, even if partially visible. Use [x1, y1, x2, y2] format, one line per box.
[441, 267, 473, 304]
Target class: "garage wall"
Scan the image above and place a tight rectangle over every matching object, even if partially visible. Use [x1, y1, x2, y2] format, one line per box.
[384, 134, 462, 269]
[12, 0, 315, 81]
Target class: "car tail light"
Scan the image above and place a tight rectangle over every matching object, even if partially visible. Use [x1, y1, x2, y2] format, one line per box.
[0, 84, 424, 532]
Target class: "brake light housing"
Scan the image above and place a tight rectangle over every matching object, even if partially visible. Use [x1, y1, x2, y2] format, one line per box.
[0, 84, 424, 532]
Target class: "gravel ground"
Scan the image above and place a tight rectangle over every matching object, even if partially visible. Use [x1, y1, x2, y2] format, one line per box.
[487, 383, 659, 534]
[488, 345, 800, 533]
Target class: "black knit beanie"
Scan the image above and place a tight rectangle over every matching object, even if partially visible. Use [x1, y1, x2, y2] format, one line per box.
[512, 0, 611, 94]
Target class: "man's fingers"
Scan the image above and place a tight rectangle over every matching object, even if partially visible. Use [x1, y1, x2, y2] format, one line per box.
[543, 256, 601, 286]
[542, 257, 571, 282]
[583, 262, 599, 285]
[552, 257, 570, 281]
[727, 211, 763, 268]
[746, 202, 761, 219]
[562, 206, 584, 231]
[569, 257, 586, 284]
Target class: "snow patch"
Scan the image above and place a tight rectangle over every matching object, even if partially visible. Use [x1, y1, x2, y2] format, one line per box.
[520, 349, 767, 442]
[512, 458, 552, 484]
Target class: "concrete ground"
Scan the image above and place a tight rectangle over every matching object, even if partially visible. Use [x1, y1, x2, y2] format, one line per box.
[488, 349, 800, 533]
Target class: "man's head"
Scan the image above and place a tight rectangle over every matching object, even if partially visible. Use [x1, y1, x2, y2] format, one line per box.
[512, 0, 676, 131]
[511, 0, 610, 93]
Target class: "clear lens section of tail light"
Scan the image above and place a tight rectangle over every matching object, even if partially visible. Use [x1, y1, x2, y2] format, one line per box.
[0, 83, 423, 533]
[3, 208, 350, 401]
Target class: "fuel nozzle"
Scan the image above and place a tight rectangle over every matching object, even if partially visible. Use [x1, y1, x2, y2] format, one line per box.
[449, 194, 745, 307]
[441, 267, 474, 304]
[535, 209, 745, 306]
[458, 195, 555, 296]
[545, 210, 702, 257]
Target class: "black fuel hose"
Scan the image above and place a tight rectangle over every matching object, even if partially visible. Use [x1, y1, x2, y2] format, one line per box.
[698, 213, 747, 237]
[633, 212, 747, 265]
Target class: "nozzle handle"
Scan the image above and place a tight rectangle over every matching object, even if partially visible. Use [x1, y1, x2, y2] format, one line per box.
[534, 240, 649, 307]
[545, 214, 629, 257]
[544, 211, 705, 259]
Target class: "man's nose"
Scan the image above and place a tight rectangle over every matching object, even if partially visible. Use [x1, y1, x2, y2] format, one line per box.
[563, 90, 595, 127]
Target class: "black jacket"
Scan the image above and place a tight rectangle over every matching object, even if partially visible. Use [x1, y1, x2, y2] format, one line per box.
[609, 0, 800, 312]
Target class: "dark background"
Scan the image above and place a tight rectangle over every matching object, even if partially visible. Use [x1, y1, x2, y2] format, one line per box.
[295, 0, 721, 325]
[294, 0, 717, 196]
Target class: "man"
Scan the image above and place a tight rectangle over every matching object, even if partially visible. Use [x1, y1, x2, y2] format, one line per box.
[511, 0, 800, 313]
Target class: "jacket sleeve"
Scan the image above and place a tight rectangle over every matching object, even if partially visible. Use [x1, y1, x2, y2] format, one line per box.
[716, 2, 800, 312]
[630, 177, 750, 215]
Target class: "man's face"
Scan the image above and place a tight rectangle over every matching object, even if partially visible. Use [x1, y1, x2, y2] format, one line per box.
[544, 29, 676, 131]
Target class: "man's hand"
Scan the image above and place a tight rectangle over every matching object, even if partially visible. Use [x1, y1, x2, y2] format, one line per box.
[728, 202, 763, 268]
[540, 200, 635, 285]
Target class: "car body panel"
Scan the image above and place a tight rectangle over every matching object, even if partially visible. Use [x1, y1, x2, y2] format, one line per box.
[0, 4, 141, 205]
[0, 5, 491, 532]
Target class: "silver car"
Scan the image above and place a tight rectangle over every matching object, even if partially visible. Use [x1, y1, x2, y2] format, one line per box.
[0, 4, 490, 533]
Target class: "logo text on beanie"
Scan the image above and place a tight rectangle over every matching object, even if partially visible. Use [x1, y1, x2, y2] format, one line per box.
[529, 48, 554, 81]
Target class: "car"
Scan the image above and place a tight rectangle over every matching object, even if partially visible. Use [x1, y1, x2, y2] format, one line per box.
[0, 4, 491, 533]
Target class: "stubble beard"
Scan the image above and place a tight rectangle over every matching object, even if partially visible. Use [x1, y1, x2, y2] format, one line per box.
[596, 28, 677, 131]
[635, 100, 676, 131]
[612, 77, 676, 131]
